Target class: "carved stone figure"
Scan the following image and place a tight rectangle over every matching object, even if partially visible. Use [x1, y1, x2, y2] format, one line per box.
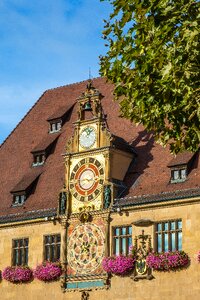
[59, 187, 67, 215]
[104, 185, 111, 209]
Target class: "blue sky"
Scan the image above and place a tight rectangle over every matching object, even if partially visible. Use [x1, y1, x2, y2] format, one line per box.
[0, 0, 111, 144]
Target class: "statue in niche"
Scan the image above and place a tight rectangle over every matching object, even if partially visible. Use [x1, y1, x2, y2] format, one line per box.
[59, 185, 68, 215]
[104, 185, 111, 209]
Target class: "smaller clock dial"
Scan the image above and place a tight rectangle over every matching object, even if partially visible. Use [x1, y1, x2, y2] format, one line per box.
[79, 127, 96, 149]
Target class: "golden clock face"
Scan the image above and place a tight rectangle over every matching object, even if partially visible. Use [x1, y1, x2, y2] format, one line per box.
[70, 157, 104, 202]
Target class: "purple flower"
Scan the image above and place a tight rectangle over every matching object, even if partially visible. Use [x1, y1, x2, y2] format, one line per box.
[2, 266, 32, 283]
[146, 251, 189, 271]
[34, 261, 62, 281]
[102, 255, 135, 275]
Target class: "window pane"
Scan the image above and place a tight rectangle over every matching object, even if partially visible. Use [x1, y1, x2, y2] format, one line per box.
[178, 232, 182, 250]
[57, 245, 60, 261]
[181, 169, 186, 179]
[122, 227, 126, 235]
[171, 222, 175, 230]
[115, 228, 120, 236]
[171, 233, 176, 251]
[25, 248, 28, 265]
[122, 238, 126, 255]
[115, 238, 119, 255]
[164, 233, 169, 252]
[157, 233, 162, 252]
[128, 237, 132, 249]
[174, 170, 179, 180]
[157, 223, 162, 231]
[164, 223, 168, 231]
[178, 220, 182, 229]
[19, 249, 23, 265]
[128, 226, 132, 234]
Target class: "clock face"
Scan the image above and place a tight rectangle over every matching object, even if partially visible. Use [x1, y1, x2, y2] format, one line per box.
[79, 127, 96, 149]
[70, 157, 104, 202]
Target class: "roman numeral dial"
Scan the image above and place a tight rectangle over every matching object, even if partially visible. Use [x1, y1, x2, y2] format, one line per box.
[70, 157, 104, 202]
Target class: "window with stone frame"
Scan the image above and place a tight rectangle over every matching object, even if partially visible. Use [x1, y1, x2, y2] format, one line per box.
[155, 220, 182, 253]
[112, 226, 132, 256]
[44, 234, 61, 262]
[12, 238, 29, 266]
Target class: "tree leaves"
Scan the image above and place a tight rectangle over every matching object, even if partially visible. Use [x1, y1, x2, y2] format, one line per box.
[100, 0, 200, 153]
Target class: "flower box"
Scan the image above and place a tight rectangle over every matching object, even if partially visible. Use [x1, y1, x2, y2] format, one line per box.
[146, 251, 189, 271]
[2, 266, 33, 283]
[102, 255, 135, 275]
[34, 262, 62, 281]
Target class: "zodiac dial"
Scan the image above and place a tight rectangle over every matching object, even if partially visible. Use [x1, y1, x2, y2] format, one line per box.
[69, 157, 104, 202]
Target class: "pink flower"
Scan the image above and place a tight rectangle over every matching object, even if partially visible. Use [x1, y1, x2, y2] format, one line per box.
[34, 261, 62, 281]
[2, 266, 32, 283]
[146, 251, 189, 271]
[102, 255, 135, 275]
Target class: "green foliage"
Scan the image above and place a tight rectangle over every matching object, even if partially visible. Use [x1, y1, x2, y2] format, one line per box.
[100, 0, 200, 153]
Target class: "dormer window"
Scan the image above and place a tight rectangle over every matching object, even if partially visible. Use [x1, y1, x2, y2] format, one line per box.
[168, 151, 196, 184]
[31, 133, 60, 167]
[10, 169, 42, 207]
[13, 193, 26, 206]
[49, 121, 62, 133]
[47, 103, 75, 134]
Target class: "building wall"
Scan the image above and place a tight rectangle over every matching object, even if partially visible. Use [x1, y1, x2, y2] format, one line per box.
[0, 199, 200, 300]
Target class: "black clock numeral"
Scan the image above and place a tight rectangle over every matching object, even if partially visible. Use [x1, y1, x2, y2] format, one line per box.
[80, 196, 85, 202]
[70, 184, 74, 189]
[88, 195, 94, 201]
[99, 168, 104, 175]
[74, 164, 79, 172]
[99, 179, 104, 185]
[89, 157, 95, 163]
[94, 189, 100, 196]
[94, 160, 101, 168]
[73, 192, 78, 198]
[70, 172, 75, 179]
[80, 158, 86, 165]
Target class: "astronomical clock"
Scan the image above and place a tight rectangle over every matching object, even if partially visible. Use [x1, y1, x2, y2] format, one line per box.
[58, 81, 135, 292]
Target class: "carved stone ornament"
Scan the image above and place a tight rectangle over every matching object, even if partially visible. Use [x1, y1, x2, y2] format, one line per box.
[131, 230, 153, 281]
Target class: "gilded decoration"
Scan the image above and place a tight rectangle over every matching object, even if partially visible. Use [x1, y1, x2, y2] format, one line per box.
[131, 230, 153, 281]
[67, 222, 105, 276]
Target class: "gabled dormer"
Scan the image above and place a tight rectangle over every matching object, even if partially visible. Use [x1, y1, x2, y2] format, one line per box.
[168, 151, 196, 183]
[10, 168, 42, 206]
[47, 103, 75, 133]
[31, 133, 60, 166]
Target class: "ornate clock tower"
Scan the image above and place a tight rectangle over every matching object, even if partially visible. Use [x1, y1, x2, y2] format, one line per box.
[58, 81, 135, 291]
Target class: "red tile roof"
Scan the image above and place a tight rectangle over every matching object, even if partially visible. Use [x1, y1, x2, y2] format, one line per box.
[46, 103, 75, 121]
[31, 133, 60, 153]
[167, 152, 195, 167]
[0, 77, 199, 220]
[11, 167, 43, 193]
